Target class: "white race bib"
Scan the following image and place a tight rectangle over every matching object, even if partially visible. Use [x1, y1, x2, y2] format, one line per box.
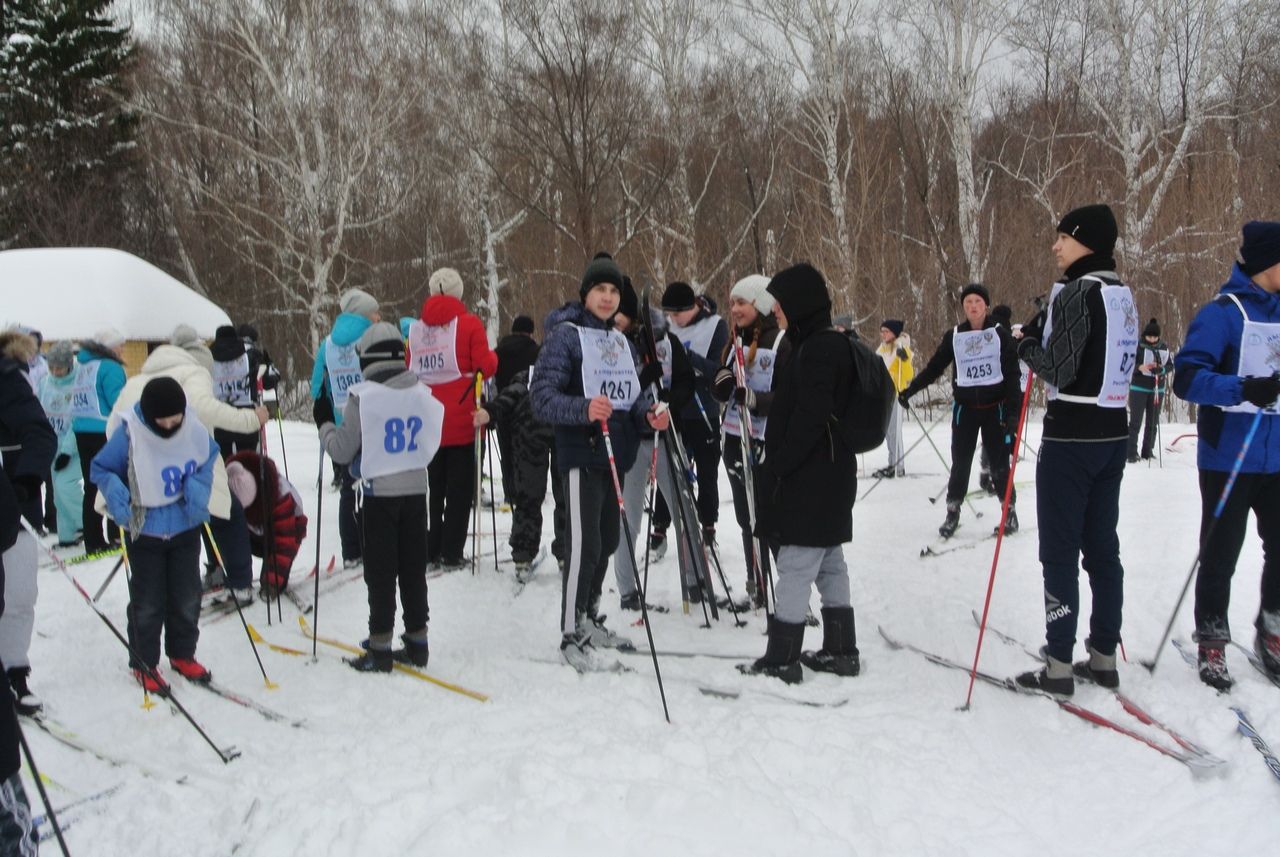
[656, 337, 673, 387]
[123, 408, 212, 508]
[211, 353, 253, 406]
[68, 360, 103, 419]
[38, 376, 75, 437]
[1223, 294, 1280, 415]
[953, 328, 1003, 388]
[576, 326, 640, 409]
[325, 338, 364, 411]
[351, 381, 444, 479]
[722, 334, 781, 438]
[669, 314, 721, 360]
[1045, 279, 1138, 407]
[407, 318, 463, 385]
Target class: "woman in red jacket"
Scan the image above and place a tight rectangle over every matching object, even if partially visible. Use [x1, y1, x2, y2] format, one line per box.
[406, 268, 499, 568]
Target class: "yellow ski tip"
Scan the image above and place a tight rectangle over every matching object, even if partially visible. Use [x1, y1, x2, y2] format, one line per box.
[264, 680, 280, 691]
[247, 624, 265, 643]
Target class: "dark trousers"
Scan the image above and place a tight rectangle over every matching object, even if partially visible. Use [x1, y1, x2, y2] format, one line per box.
[1126, 388, 1160, 458]
[427, 442, 475, 563]
[653, 417, 720, 529]
[215, 426, 260, 460]
[724, 436, 775, 587]
[495, 418, 515, 502]
[1194, 470, 1280, 641]
[561, 467, 620, 636]
[75, 431, 118, 551]
[203, 495, 253, 588]
[549, 447, 566, 561]
[338, 465, 362, 562]
[508, 436, 550, 562]
[362, 494, 429, 638]
[0, 773, 35, 856]
[42, 471, 56, 532]
[125, 528, 202, 669]
[948, 402, 1013, 505]
[1036, 439, 1127, 662]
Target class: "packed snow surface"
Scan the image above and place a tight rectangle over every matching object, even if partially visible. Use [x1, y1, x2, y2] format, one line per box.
[23, 416, 1280, 855]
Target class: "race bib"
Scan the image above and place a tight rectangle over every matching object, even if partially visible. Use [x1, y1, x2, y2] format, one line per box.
[407, 318, 463, 385]
[1223, 294, 1280, 415]
[211, 353, 253, 406]
[123, 408, 212, 508]
[722, 338, 779, 438]
[351, 381, 445, 479]
[669, 314, 721, 360]
[325, 338, 364, 411]
[953, 328, 1003, 388]
[38, 376, 74, 437]
[67, 360, 103, 419]
[576, 326, 640, 408]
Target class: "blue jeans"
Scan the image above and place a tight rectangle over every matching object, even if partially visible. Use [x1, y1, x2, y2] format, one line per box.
[1036, 440, 1127, 662]
[125, 528, 203, 669]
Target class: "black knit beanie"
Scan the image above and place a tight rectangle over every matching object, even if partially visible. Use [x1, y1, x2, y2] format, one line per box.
[512, 315, 535, 335]
[1238, 221, 1280, 277]
[881, 319, 904, 337]
[580, 252, 625, 301]
[618, 276, 640, 321]
[661, 281, 696, 312]
[140, 377, 187, 437]
[990, 305, 1012, 327]
[960, 283, 990, 306]
[1143, 318, 1160, 337]
[1057, 204, 1118, 255]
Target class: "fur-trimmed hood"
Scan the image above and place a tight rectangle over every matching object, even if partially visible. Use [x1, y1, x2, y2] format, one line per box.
[0, 330, 38, 365]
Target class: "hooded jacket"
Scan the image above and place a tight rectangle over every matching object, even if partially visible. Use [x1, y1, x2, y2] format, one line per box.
[876, 333, 915, 394]
[494, 332, 541, 391]
[227, 450, 308, 588]
[757, 269, 857, 547]
[668, 303, 729, 426]
[309, 312, 374, 427]
[70, 340, 127, 434]
[417, 294, 499, 447]
[0, 331, 57, 555]
[107, 345, 259, 519]
[1175, 264, 1280, 473]
[529, 302, 648, 473]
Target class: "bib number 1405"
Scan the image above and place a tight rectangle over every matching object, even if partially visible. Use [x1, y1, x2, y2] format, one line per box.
[384, 417, 424, 453]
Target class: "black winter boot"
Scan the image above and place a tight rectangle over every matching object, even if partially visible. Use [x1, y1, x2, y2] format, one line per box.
[1070, 638, 1119, 689]
[393, 632, 430, 668]
[7, 667, 42, 717]
[1014, 655, 1074, 696]
[1197, 643, 1233, 692]
[347, 648, 393, 673]
[800, 607, 860, 677]
[939, 502, 961, 538]
[738, 617, 805, 684]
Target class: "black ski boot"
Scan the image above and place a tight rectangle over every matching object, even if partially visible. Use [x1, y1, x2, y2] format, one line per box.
[1257, 611, 1280, 678]
[996, 505, 1019, 536]
[979, 470, 994, 494]
[873, 466, 896, 479]
[393, 632, 430, 668]
[800, 607, 860, 677]
[1071, 639, 1118, 689]
[738, 617, 805, 684]
[939, 502, 961, 538]
[348, 648, 393, 673]
[1197, 643, 1233, 692]
[7, 667, 42, 717]
[1014, 655, 1074, 696]
[649, 528, 667, 561]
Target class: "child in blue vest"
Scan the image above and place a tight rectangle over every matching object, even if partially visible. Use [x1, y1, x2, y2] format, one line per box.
[91, 377, 220, 694]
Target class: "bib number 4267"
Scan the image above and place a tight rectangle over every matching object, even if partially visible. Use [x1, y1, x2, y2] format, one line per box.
[599, 380, 632, 401]
[384, 416, 424, 453]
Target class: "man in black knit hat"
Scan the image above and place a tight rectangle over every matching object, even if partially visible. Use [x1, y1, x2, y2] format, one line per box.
[1013, 202, 1139, 696]
[899, 282, 1022, 537]
[1126, 317, 1173, 462]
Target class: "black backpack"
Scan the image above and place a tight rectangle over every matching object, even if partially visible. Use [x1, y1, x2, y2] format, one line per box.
[811, 329, 896, 454]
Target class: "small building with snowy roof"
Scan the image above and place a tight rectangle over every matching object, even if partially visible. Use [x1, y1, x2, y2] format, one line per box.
[0, 247, 231, 374]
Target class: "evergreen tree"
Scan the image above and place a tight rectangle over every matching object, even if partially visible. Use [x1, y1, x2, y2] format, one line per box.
[0, 0, 137, 247]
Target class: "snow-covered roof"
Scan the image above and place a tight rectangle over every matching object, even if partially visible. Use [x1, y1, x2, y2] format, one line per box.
[0, 247, 231, 342]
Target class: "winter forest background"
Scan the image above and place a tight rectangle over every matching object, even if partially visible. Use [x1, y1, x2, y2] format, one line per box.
[3, 0, 1278, 409]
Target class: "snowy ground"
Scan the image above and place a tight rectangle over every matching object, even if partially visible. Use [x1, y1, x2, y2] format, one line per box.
[22, 415, 1280, 855]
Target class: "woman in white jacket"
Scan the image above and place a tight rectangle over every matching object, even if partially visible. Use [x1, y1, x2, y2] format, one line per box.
[105, 325, 268, 602]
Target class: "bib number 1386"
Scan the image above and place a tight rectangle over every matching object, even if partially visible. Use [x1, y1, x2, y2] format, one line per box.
[384, 417, 424, 453]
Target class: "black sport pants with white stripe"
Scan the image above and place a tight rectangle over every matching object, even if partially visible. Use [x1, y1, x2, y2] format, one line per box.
[561, 467, 621, 637]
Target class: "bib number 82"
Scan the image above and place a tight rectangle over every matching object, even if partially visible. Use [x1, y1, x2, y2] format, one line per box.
[384, 416, 424, 453]
[160, 460, 198, 498]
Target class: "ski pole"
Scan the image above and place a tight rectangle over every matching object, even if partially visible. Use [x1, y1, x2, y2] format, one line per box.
[472, 372, 484, 576]
[1142, 407, 1265, 675]
[15, 713, 69, 857]
[860, 411, 945, 501]
[254, 385, 283, 624]
[485, 424, 499, 574]
[730, 334, 770, 611]
[91, 555, 126, 603]
[908, 405, 983, 519]
[203, 523, 278, 689]
[311, 441, 325, 659]
[664, 428, 718, 625]
[640, 438, 660, 598]
[600, 418, 670, 724]
[26, 518, 239, 763]
[964, 371, 1036, 709]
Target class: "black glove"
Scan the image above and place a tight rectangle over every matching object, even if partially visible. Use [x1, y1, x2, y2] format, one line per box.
[11, 475, 41, 504]
[895, 347, 908, 361]
[733, 386, 757, 411]
[1020, 309, 1047, 343]
[312, 395, 336, 427]
[898, 392, 911, 410]
[638, 361, 664, 391]
[1241, 376, 1280, 409]
[53, 453, 71, 472]
[712, 367, 735, 402]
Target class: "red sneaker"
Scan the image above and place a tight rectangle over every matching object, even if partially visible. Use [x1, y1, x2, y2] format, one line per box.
[132, 667, 170, 696]
[169, 657, 212, 684]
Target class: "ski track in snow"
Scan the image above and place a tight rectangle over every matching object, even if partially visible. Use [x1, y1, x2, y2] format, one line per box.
[23, 420, 1280, 855]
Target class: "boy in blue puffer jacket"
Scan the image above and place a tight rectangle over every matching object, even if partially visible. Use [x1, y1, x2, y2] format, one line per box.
[1174, 220, 1280, 691]
[91, 377, 220, 695]
[529, 253, 670, 672]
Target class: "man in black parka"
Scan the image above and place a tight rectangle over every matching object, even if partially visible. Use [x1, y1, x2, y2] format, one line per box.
[740, 263, 860, 684]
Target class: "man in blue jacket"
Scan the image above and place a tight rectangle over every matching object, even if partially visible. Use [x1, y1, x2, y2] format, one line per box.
[1174, 220, 1280, 691]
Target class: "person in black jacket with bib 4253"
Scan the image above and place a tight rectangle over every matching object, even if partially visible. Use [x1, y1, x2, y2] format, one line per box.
[899, 283, 1022, 539]
[739, 263, 860, 685]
